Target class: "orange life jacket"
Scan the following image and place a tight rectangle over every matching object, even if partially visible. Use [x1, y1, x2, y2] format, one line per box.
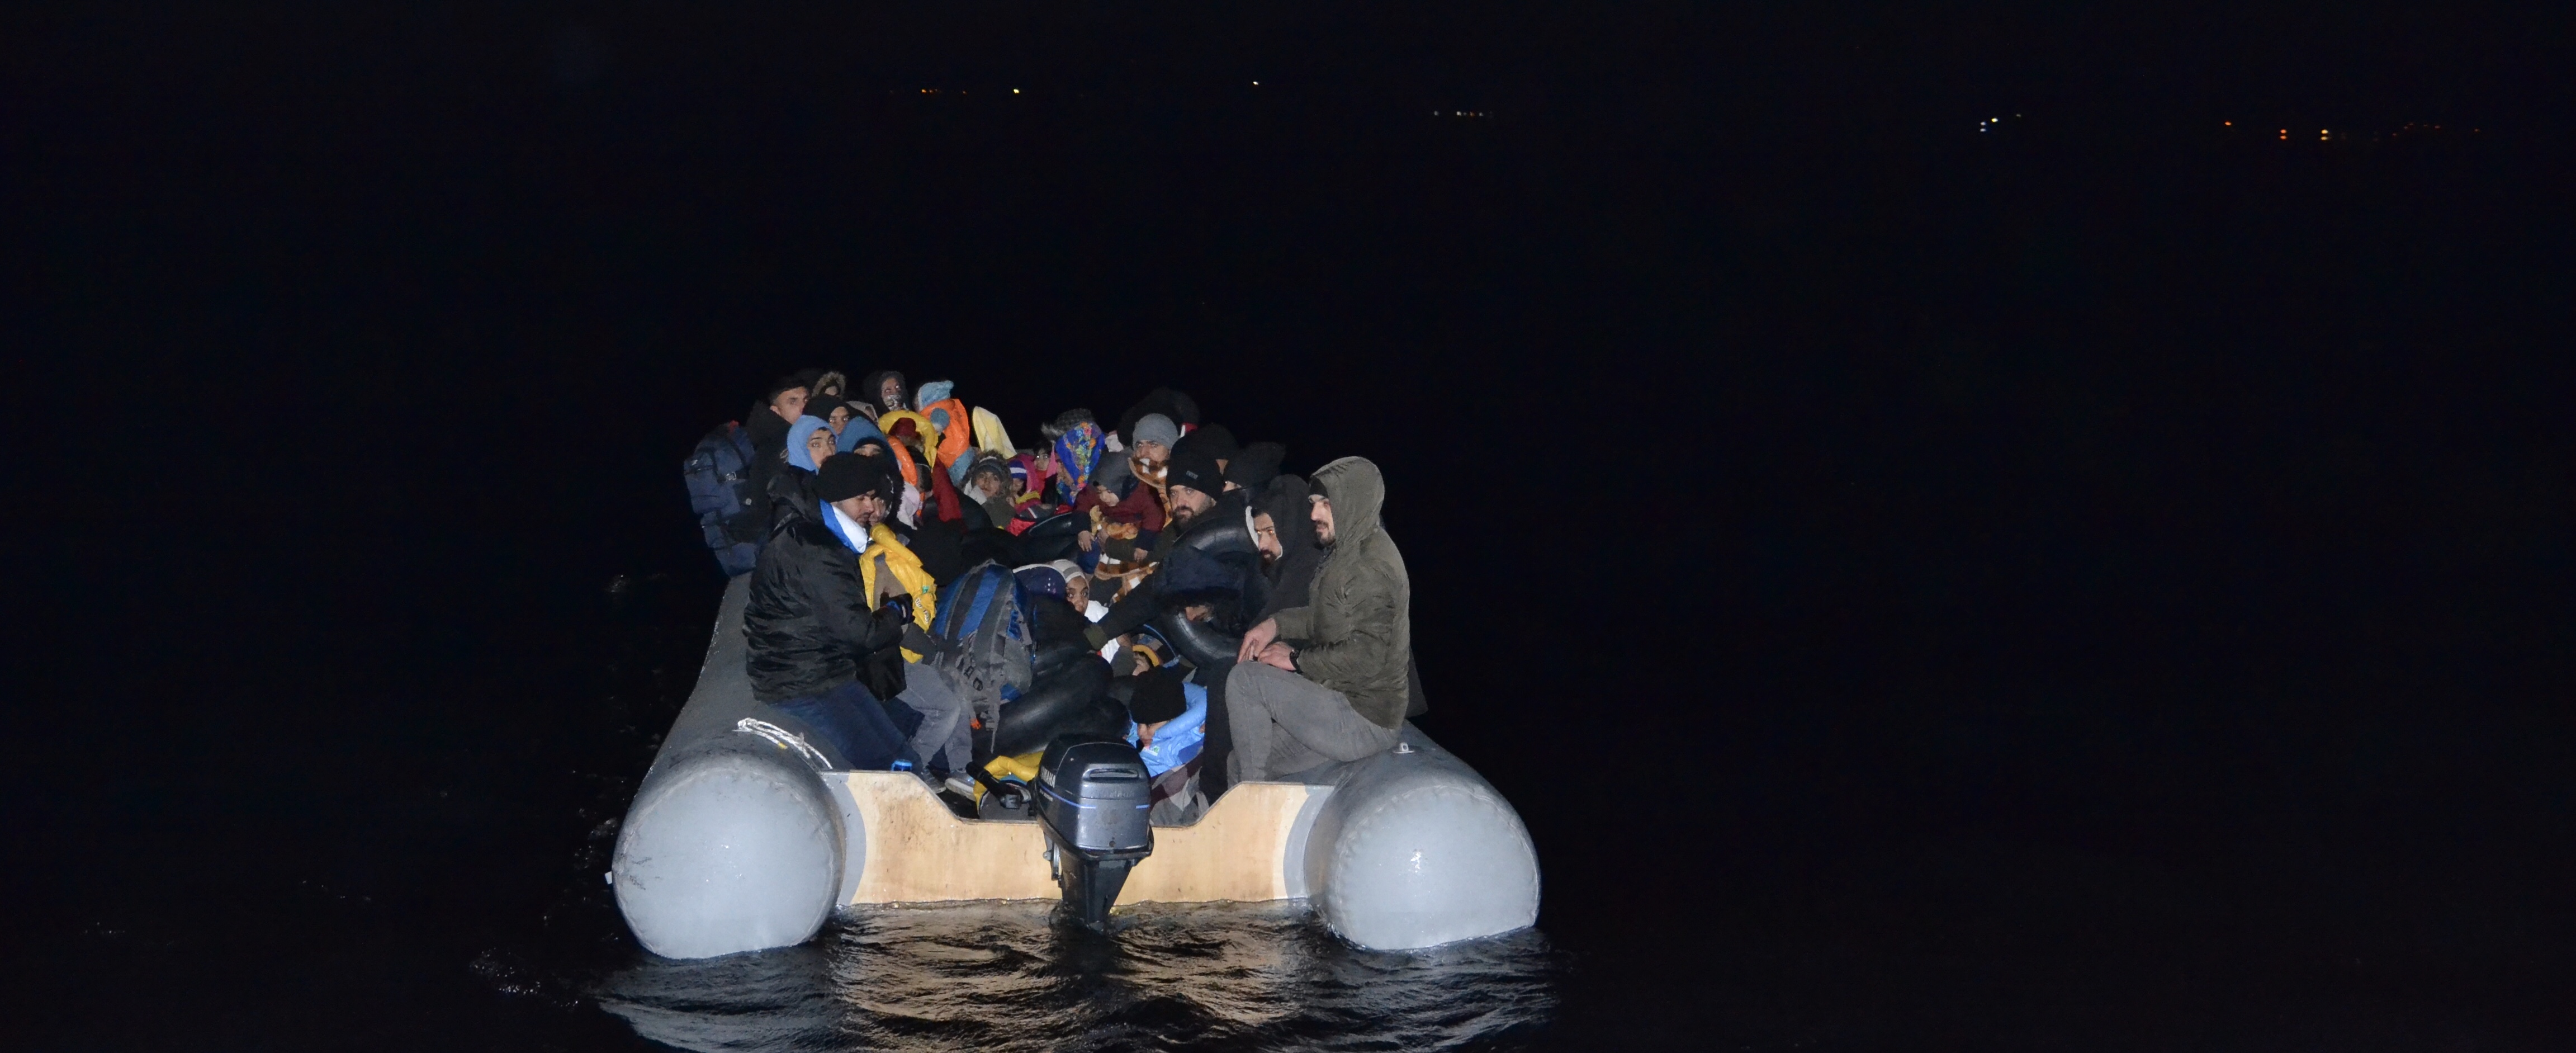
[919, 398, 973, 472]
[875, 410, 937, 489]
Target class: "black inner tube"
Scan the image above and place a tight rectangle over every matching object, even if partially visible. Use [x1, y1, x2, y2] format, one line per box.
[993, 655, 1121, 757]
[1152, 608, 1242, 670]
[1011, 511, 1088, 565]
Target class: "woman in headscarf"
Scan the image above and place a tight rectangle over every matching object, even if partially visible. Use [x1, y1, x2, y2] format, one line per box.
[858, 371, 910, 422]
[1040, 410, 1104, 498]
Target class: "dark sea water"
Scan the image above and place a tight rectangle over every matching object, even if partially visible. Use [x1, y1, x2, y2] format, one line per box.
[599, 904, 1557, 1052]
[13, 4, 2570, 1049]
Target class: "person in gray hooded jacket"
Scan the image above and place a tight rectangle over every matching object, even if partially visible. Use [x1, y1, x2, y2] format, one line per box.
[1227, 456, 1410, 782]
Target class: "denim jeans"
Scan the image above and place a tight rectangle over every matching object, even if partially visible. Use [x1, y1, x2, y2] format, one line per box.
[769, 679, 918, 772]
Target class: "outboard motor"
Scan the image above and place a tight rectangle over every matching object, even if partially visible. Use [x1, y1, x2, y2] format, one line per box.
[1033, 736, 1154, 927]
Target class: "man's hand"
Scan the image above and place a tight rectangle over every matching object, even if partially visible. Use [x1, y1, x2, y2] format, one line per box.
[1255, 642, 1297, 671]
[1237, 617, 1280, 663]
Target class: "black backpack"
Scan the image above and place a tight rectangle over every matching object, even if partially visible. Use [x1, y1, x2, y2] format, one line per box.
[682, 421, 763, 576]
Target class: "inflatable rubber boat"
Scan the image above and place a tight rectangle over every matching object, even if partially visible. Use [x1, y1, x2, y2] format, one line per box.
[609, 577, 1541, 960]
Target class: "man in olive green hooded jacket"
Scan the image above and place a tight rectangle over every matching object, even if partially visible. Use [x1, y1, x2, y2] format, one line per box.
[1228, 456, 1409, 782]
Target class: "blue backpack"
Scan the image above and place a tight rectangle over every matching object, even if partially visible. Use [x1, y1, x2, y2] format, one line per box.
[930, 560, 1035, 707]
[682, 421, 762, 576]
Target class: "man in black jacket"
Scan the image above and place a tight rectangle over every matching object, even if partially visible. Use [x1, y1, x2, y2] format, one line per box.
[745, 454, 936, 772]
[738, 375, 810, 547]
[1080, 445, 1259, 651]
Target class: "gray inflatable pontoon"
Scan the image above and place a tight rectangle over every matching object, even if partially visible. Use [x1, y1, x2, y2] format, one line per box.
[610, 577, 1540, 959]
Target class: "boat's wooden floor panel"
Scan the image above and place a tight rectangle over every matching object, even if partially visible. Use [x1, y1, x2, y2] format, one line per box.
[832, 773, 1319, 906]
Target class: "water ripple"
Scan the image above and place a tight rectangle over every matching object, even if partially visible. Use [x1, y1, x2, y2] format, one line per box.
[598, 901, 1556, 1051]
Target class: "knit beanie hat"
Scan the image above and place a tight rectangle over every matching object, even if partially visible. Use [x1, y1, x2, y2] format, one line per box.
[1131, 413, 1181, 451]
[1046, 559, 1087, 586]
[815, 452, 895, 503]
[1164, 445, 1224, 497]
[1225, 441, 1285, 491]
[914, 379, 955, 407]
[1128, 666, 1187, 725]
[1173, 423, 1238, 464]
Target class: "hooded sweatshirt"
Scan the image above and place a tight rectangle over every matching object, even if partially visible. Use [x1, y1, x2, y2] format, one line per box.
[785, 415, 835, 472]
[1252, 474, 1325, 621]
[1267, 457, 1410, 730]
[836, 414, 886, 451]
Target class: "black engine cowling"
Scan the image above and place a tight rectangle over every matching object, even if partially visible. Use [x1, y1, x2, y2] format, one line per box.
[1034, 736, 1154, 927]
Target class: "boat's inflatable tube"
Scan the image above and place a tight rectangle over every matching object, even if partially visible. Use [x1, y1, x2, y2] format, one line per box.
[1296, 730, 1542, 950]
[611, 577, 850, 960]
[612, 577, 1540, 959]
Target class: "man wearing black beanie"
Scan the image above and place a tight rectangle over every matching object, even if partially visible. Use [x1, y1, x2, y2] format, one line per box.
[1162, 445, 1227, 527]
[814, 450, 897, 507]
[1171, 424, 1237, 473]
[744, 448, 962, 779]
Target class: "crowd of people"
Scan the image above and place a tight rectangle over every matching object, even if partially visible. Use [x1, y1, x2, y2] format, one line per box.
[685, 369, 1424, 823]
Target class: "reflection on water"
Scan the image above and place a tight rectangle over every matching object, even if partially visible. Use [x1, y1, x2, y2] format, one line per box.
[598, 901, 1556, 1051]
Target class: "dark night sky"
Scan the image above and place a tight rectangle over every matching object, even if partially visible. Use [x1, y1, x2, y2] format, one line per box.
[6, 1, 2571, 1048]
